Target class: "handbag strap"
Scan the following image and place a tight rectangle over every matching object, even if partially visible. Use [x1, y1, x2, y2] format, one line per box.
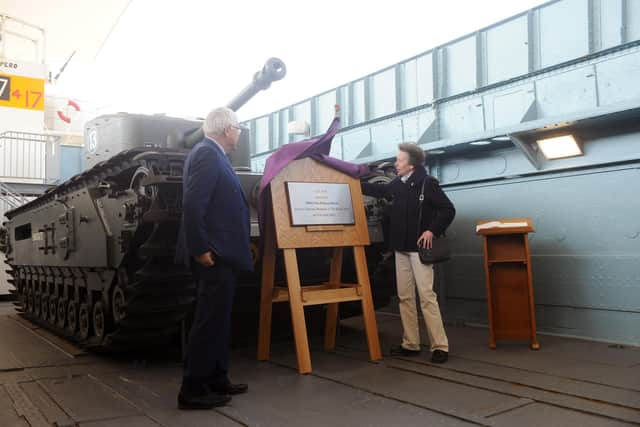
[416, 177, 427, 239]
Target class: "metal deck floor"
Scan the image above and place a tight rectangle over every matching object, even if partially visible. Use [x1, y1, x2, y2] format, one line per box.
[0, 301, 638, 427]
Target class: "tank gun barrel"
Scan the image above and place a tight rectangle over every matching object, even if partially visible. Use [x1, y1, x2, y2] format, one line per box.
[182, 58, 286, 148]
[227, 57, 286, 111]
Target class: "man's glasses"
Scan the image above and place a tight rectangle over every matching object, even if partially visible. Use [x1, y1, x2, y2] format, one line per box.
[230, 125, 242, 135]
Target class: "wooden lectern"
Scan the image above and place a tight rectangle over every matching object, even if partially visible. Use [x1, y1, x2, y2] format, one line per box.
[476, 218, 539, 350]
[258, 157, 382, 373]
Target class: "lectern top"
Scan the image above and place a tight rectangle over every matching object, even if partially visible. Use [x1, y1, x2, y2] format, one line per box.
[476, 218, 535, 235]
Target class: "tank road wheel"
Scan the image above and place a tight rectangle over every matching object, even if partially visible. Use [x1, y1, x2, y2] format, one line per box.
[41, 295, 49, 320]
[112, 286, 126, 324]
[78, 303, 91, 340]
[129, 166, 156, 198]
[25, 290, 33, 313]
[57, 299, 67, 328]
[67, 301, 78, 334]
[49, 297, 58, 324]
[19, 291, 28, 312]
[21, 290, 28, 312]
[93, 302, 110, 340]
[34, 292, 42, 317]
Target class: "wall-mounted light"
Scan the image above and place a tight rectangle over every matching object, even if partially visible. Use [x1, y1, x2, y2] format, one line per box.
[536, 135, 582, 159]
[428, 149, 445, 155]
[470, 140, 492, 146]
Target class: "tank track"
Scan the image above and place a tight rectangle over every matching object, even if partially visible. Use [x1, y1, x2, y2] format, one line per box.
[6, 148, 197, 351]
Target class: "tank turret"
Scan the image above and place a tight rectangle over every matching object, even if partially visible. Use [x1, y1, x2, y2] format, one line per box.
[83, 58, 286, 170]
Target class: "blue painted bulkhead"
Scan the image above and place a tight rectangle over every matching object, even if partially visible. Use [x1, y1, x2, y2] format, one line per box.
[248, 0, 640, 344]
[440, 151, 640, 345]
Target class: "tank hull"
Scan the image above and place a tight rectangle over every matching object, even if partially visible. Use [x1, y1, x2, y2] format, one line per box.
[2, 146, 394, 351]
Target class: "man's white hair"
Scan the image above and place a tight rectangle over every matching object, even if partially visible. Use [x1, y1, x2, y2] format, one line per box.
[202, 107, 238, 137]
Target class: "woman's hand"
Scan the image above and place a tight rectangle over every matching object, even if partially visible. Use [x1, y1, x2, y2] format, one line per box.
[417, 230, 434, 249]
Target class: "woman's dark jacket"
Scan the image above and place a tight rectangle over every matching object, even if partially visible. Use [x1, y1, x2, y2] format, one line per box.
[361, 167, 455, 252]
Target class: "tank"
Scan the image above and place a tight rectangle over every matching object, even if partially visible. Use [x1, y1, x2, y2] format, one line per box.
[0, 58, 394, 351]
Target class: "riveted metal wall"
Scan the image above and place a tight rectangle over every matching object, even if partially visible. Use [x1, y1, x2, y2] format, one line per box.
[627, 0, 640, 41]
[433, 123, 640, 185]
[596, 51, 640, 104]
[246, 0, 640, 344]
[485, 16, 529, 84]
[247, 44, 640, 171]
[249, 0, 640, 163]
[538, 0, 590, 67]
[444, 36, 477, 96]
[442, 161, 640, 345]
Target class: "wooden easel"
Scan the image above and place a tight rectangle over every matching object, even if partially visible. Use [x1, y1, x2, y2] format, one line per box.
[258, 157, 381, 373]
[476, 218, 539, 350]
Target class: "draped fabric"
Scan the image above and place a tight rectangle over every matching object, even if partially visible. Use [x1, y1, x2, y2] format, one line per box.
[257, 116, 370, 236]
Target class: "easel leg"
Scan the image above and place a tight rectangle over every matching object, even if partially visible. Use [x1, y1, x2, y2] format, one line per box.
[283, 248, 312, 374]
[324, 247, 343, 351]
[353, 246, 381, 361]
[258, 219, 277, 361]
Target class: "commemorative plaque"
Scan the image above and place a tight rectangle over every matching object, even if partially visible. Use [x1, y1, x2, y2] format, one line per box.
[286, 182, 355, 226]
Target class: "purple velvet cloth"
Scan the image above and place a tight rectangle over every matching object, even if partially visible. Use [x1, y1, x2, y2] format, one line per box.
[257, 117, 370, 235]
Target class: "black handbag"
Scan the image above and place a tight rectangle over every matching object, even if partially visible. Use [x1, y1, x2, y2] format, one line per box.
[417, 178, 451, 264]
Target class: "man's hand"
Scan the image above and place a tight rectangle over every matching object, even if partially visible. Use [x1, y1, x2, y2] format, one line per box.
[195, 251, 215, 267]
[417, 230, 434, 249]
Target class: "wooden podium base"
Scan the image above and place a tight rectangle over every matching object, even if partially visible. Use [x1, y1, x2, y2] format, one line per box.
[477, 218, 539, 351]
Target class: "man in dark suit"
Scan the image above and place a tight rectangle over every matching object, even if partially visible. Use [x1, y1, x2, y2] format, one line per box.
[362, 143, 455, 364]
[175, 107, 253, 409]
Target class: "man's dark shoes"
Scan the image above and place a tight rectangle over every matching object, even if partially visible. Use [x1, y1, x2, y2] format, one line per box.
[178, 391, 231, 410]
[389, 345, 421, 357]
[209, 383, 248, 395]
[431, 349, 448, 364]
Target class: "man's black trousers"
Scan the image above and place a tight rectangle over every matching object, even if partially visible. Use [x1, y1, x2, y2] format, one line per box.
[182, 263, 235, 394]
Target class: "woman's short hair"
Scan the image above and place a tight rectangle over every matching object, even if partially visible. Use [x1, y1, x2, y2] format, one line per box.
[398, 142, 425, 166]
[203, 107, 238, 137]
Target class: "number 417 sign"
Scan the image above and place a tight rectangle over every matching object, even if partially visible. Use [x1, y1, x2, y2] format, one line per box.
[0, 74, 45, 111]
